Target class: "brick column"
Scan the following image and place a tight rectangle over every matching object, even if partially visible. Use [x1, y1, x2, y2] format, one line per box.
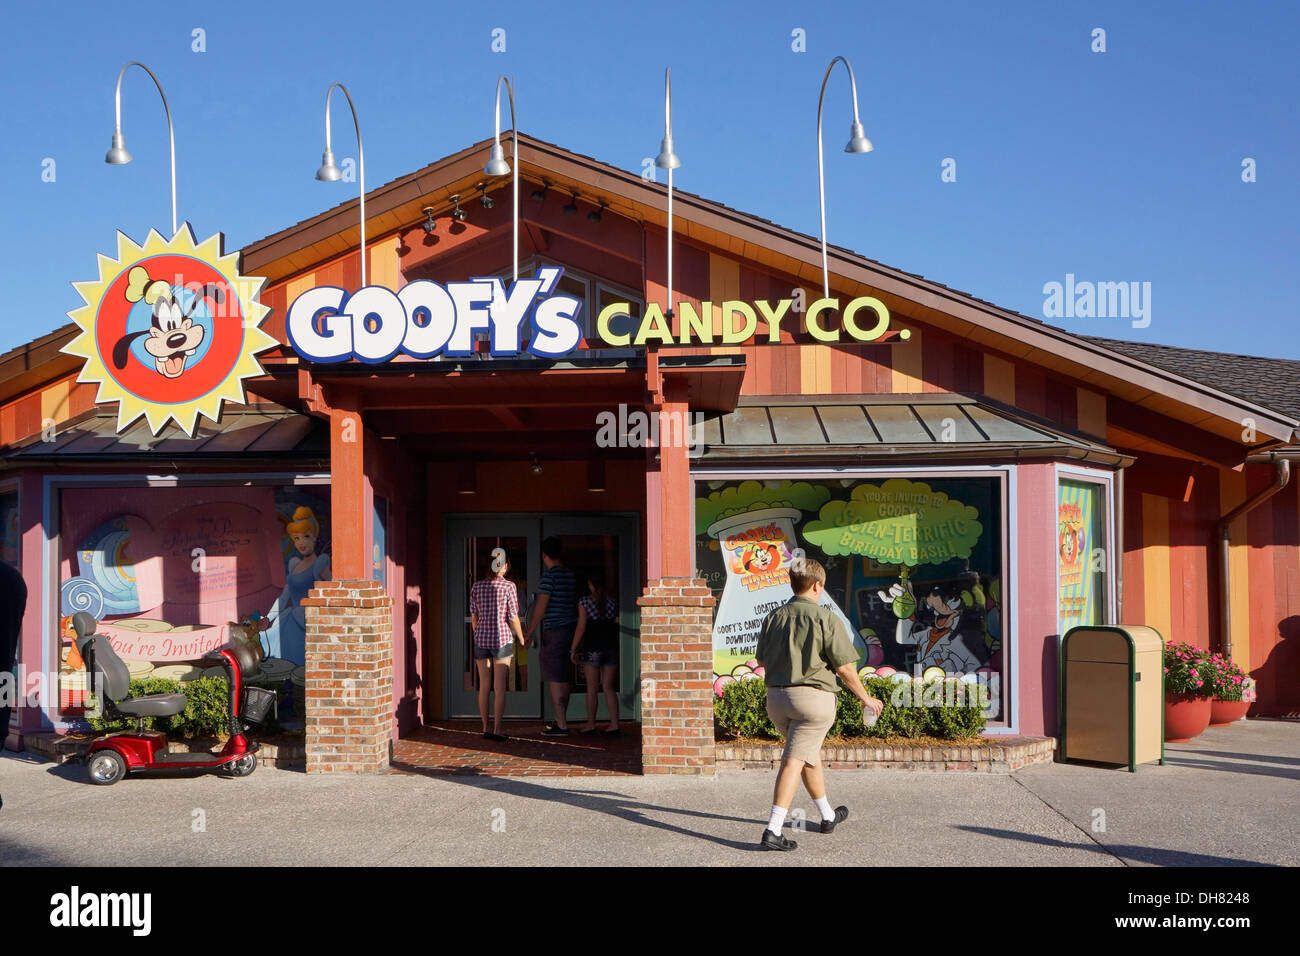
[302, 579, 393, 773]
[638, 577, 716, 774]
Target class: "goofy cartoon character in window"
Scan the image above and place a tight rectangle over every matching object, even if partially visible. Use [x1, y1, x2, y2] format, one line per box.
[878, 571, 983, 674]
[112, 265, 226, 379]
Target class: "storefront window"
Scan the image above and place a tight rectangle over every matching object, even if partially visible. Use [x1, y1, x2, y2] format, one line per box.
[0, 491, 18, 570]
[56, 483, 330, 717]
[696, 475, 1007, 720]
[1057, 477, 1109, 633]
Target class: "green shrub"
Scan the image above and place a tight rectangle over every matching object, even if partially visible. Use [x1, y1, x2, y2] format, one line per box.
[714, 674, 987, 741]
[713, 677, 777, 738]
[87, 675, 280, 738]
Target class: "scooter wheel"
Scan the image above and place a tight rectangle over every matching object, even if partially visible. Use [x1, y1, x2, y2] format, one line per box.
[87, 750, 126, 786]
[226, 753, 257, 777]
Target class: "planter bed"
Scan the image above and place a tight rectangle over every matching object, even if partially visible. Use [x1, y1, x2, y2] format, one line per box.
[716, 733, 1056, 772]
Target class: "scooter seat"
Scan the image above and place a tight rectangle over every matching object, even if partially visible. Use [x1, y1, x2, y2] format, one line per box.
[116, 694, 188, 717]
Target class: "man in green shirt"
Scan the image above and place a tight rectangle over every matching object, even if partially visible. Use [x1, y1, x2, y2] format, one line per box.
[755, 557, 883, 851]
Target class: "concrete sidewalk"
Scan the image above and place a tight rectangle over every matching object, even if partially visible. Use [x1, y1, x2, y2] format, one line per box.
[1, 720, 1294, 866]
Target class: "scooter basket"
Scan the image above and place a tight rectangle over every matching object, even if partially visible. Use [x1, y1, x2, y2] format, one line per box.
[241, 685, 277, 724]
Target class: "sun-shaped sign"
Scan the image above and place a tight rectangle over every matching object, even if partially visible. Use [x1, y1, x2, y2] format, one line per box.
[62, 226, 277, 435]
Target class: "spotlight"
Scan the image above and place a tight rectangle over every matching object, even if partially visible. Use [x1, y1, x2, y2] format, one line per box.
[587, 199, 607, 223]
[530, 453, 543, 475]
[563, 191, 578, 214]
[450, 194, 466, 223]
[421, 206, 437, 234]
[531, 179, 551, 202]
[478, 183, 494, 209]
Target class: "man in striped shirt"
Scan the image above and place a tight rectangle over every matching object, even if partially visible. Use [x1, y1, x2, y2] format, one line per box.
[527, 537, 578, 736]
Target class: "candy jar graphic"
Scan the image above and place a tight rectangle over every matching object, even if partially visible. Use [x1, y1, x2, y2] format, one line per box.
[706, 506, 864, 684]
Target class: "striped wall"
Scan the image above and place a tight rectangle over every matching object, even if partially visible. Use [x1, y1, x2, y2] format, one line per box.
[1124, 458, 1300, 716]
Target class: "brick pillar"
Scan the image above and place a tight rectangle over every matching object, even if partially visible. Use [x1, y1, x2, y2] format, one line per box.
[638, 576, 716, 774]
[302, 579, 393, 773]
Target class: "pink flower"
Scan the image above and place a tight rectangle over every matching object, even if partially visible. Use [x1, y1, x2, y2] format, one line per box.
[1195, 680, 1203, 687]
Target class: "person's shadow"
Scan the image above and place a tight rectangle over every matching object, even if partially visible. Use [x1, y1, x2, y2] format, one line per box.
[1251, 615, 1300, 716]
[397, 764, 765, 851]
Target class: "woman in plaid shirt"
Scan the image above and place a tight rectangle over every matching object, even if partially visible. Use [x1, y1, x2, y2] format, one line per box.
[469, 551, 526, 741]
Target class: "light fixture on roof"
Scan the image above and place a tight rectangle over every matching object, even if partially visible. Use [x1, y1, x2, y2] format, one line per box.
[588, 199, 607, 223]
[315, 81, 367, 287]
[450, 194, 466, 223]
[531, 178, 550, 202]
[485, 75, 519, 282]
[421, 206, 437, 234]
[654, 67, 681, 319]
[530, 453, 543, 475]
[587, 459, 606, 492]
[106, 61, 178, 237]
[816, 55, 872, 299]
[456, 460, 477, 495]
[563, 191, 579, 215]
[478, 183, 494, 208]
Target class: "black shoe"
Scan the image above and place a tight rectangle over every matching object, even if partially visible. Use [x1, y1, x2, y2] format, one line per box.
[541, 725, 569, 737]
[760, 829, 797, 851]
[602, 727, 622, 737]
[819, 806, 850, 834]
[485, 732, 509, 742]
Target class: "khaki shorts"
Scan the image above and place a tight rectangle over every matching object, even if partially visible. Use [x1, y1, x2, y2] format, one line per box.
[766, 685, 836, 765]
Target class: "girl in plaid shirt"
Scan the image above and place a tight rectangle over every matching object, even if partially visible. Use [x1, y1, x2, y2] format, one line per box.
[470, 552, 526, 741]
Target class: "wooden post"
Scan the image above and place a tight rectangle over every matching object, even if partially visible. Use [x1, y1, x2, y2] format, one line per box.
[329, 391, 367, 580]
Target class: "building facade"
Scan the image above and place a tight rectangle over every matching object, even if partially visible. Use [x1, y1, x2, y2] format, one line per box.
[3, 135, 1297, 773]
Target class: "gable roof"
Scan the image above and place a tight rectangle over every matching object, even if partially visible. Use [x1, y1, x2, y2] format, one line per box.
[1084, 336, 1300, 422]
[5, 134, 1298, 450]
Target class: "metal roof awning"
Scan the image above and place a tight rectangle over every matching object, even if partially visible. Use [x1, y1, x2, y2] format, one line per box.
[690, 395, 1133, 467]
[1, 402, 327, 465]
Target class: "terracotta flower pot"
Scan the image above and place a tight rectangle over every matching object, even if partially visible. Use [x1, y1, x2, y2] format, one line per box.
[1209, 699, 1250, 726]
[1164, 692, 1211, 742]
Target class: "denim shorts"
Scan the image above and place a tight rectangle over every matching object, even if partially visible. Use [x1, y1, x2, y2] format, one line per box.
[581, 647, 618, 668]
[541, 626, 575, 682]
[473, 642, 515, 661]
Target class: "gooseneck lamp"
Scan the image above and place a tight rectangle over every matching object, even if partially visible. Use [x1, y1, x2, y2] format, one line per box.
[106, 61, 178, 237]
[484, 75, 519, 283]
[654, 67, 681, 318]
[317, 82, 366, 287]
[816, 55, 873, 299]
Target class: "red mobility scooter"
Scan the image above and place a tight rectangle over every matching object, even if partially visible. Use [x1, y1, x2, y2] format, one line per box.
[72, 612, 276, 785]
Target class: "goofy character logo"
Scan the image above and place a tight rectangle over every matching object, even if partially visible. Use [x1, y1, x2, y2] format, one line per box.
[878, 573, 982, 674]
[111, 265, 226, 380]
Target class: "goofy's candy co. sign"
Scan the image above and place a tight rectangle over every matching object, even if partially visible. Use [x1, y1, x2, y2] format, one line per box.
[287, 265, 904, 362]
[64, 227, 276, 435]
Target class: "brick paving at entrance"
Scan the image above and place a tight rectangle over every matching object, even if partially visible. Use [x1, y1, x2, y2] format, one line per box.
[390, 720, 642, 776]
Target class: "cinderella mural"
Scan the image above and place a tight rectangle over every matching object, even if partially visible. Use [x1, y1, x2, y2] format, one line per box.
[264, 506, 331, 665]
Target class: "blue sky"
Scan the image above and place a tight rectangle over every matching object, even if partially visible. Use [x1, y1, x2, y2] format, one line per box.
[2, 0, 1296, 357]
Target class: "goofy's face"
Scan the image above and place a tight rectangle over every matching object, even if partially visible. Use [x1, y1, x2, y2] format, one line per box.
[142, 294, 207, 378]
[112, 266, 226, 380]
[925, 589, 963, 624]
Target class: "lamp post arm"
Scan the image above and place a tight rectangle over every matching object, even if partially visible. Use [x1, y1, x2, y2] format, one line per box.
[325, 82, 366, 287]
[113, 61, 177, 237]
[665, 68, 674, 317]
[816, 55, 863, 299]
[494, 75, 519, 284]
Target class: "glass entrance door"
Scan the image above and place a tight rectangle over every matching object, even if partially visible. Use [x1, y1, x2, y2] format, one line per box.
[444, 518, 541, 718]
[443, 513, 640, 720]
[539, 514, 641, 724]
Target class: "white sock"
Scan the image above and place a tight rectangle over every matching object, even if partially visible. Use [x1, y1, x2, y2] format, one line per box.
[766, 805, 787, 834]
[814, 796, 835, 822]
